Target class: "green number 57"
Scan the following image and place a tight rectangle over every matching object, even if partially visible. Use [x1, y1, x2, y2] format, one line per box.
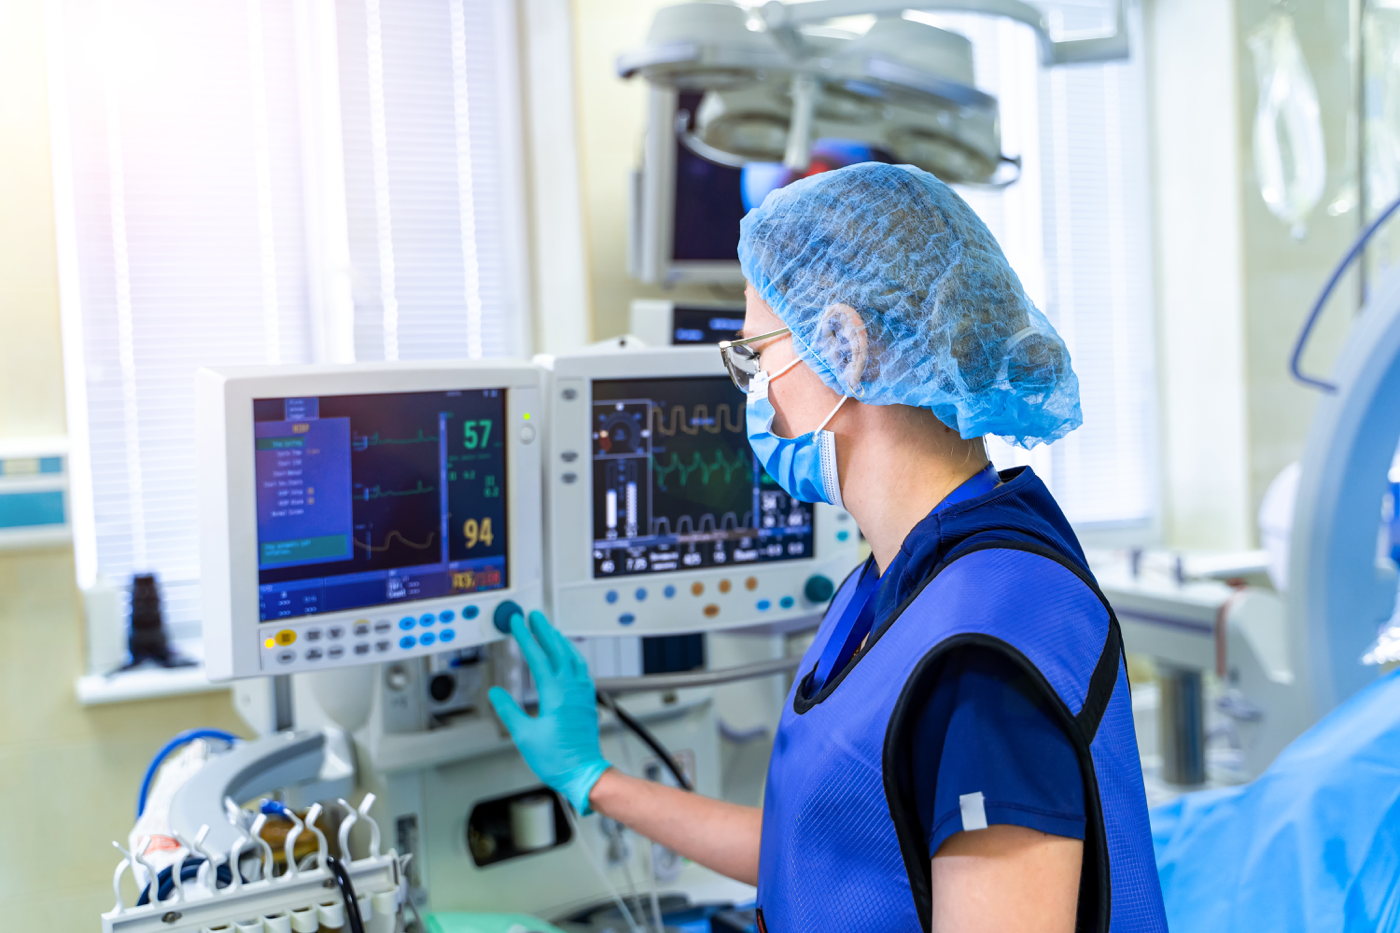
[463, 419, 492, 449]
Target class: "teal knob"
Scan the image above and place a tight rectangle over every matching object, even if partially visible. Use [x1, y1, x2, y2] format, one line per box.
[493, 600, 524, 634]
[804, 574, 835, 604]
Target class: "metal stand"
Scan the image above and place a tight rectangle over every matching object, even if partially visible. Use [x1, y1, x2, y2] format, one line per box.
[1158, 665, 1206, 786]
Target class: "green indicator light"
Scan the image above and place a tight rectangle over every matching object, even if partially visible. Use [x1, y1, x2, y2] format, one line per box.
[523, 412, 531, 421]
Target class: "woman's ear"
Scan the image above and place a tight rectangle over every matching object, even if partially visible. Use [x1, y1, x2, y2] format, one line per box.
[815, 303, 869, 393]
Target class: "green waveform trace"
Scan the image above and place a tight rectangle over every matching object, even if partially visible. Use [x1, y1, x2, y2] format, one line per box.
[353, 428, 439, 450]
[360, 480, 436, 500]
[652, 448, 749, 490]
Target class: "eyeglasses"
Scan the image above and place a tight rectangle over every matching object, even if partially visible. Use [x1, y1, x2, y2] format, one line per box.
[718, 328, 791, 393]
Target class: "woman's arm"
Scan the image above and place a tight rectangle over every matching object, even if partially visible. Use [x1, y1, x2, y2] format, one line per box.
[487, 612, 763, 885]
[589, 769, 763, 885]
[930, 826, 1082, 933]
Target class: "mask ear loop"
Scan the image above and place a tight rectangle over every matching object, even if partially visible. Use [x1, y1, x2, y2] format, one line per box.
[769, 357, 802, 381]
[815, 394, 850, 432]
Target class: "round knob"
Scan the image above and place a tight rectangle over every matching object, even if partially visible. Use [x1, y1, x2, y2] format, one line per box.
[804, 574, 835, 604]
[428, 672, 456, 703]
[385, 664, 411, 692]
[493, 600, 524, 634]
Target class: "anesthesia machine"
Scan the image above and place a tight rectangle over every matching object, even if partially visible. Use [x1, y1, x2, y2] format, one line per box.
[109, 352, 844, 932]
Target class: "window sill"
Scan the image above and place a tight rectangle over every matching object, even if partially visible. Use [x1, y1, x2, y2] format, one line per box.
[75, 664, 229, 706]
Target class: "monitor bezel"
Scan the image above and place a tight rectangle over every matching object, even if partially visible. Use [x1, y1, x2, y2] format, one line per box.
[545, 346, 861, 636]
[198, 361, 544, 681]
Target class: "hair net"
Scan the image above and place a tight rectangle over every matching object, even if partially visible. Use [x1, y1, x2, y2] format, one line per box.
[737, 162, 1082, 448]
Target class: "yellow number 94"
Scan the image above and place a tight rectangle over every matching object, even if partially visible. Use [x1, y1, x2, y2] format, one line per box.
[462, 517, 494, 548]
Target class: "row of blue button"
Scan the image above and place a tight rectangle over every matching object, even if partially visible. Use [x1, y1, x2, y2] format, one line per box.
[399, 629, 457, 650]
[399, 606, 482, 631]
[614, 595, 797, 626]
[605, 585, 679, 604]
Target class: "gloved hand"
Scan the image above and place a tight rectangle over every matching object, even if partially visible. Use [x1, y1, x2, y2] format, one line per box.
[488, 610, 611, 815]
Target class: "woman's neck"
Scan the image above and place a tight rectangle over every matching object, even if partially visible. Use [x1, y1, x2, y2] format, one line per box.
[836, 406, 989, 574]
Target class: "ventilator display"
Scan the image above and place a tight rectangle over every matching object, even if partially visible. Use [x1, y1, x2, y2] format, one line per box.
[591, 376, 812, 578]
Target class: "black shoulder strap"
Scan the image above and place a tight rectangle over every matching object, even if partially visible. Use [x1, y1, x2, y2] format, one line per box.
[880, 538, 1122, 933]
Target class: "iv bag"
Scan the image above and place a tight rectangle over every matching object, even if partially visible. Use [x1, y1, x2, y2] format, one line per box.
[1248, 13, 1326, 238]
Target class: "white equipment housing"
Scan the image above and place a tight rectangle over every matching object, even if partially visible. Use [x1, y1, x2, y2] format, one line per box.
[629, 299, 745, 348]
[543, 346, 861, 635]
[197, 362, 545, 681]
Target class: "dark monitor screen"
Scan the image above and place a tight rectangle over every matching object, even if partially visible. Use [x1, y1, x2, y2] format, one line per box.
[253, 389, 508, 621]
[670, 92, 896, 265]
[590, 376, 813, 578]
[671, 306, 744, 345]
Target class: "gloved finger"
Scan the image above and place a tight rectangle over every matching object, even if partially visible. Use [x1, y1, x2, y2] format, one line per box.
[487, 686, 532, 736]
[509, 613, 556, 682]
[532, 610, 587, 679]
[527, 610, 571, 678]
[550, 621, 591, 680]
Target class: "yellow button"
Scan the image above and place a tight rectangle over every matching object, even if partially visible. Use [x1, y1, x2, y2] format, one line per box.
[691, 582, 704, 596]
[718, 579, 732, 594]
[703, 604, 720, 618]
[745, 577, 758, 591]
[275, 629, 297, 646]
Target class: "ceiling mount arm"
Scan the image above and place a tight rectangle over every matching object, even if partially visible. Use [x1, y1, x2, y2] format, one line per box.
[758, 0, 1128, 66]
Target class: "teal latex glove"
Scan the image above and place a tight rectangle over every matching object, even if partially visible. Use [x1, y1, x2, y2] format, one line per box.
[488, 610, 611, 815]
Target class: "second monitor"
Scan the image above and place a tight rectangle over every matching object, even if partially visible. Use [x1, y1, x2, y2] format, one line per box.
[546, 346, 861, 635]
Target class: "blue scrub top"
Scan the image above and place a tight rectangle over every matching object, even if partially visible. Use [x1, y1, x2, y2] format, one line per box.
[827, 465, 1088, 856]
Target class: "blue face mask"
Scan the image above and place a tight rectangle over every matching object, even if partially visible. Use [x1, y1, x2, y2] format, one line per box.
[745, 358, 851, 508]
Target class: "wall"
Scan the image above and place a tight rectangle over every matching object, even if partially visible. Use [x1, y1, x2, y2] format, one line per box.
[1144, 0, 1360, 551]
[1143, 0, 1253, 550]
[1235, 0, 1359, 526]
[0, 0, 248, 926]
[570, 0, 736, 341]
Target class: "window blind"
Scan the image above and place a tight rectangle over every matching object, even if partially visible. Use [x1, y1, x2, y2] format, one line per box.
[52, 0, 316, 640]
[335, 0, 524, 362]
[51, 0, 528, 644]
[915, 1, 1158, 533]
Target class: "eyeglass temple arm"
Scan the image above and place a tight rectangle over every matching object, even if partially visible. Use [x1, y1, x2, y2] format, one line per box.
[720, 327, 790, 349]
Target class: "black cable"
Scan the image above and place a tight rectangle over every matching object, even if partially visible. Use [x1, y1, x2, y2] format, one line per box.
[326, 855, 366, 933]
[596, 691, 693, 792]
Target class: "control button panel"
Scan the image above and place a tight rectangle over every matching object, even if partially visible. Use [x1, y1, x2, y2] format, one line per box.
[579, 566, 847, 631]
[256, 598, 529, 671]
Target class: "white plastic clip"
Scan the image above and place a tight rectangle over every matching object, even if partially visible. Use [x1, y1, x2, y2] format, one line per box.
[303, 803, 329, 870]
[282, 808, 306, 878]
[226, 830, 251, 892]
[336, 798, 359, 859]
[249, 813, 275, 882]
[167, 838, 189, 903]
[127, 835, 166, 906]
[358, 794, 382, 858]
[110, 842, 134, 913]
[188, 824, 221, 894]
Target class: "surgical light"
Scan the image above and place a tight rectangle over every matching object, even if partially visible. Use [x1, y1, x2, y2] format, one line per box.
[618, 0, 1131, 182]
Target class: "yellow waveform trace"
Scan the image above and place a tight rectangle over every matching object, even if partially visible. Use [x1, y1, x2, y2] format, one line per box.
[650, 403, 743, 436]
[355, 530, 437, 553]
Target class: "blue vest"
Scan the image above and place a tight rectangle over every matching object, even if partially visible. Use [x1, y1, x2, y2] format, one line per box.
[756, 467, 1167, 933]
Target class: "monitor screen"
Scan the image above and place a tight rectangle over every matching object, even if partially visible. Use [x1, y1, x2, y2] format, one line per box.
[671, 306, 743, 345]
[591, 376, 813, 578]
[671, 92, 896, 265]
[253, 389, 508, 621]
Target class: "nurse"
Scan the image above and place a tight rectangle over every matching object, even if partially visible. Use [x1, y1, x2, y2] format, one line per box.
[490, 163, 1167, 932]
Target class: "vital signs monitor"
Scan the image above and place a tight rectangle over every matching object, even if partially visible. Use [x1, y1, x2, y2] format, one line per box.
[197, 362, 544, 681]
[544, 346, 861, 635]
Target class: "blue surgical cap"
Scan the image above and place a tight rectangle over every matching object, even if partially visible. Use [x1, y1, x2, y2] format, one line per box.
[737, 163, 1082, 448]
